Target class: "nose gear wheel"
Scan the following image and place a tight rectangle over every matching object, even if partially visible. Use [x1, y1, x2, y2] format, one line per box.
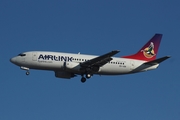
[26, 71, 30, 75]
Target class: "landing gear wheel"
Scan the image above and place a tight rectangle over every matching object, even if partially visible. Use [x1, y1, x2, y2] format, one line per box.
[81, 77, 86, 83]
[86, 74, 91, 79]
[26, 71, 30, 75]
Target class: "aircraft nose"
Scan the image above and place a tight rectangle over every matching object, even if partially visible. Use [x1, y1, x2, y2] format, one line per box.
[10, 57, 16, 63]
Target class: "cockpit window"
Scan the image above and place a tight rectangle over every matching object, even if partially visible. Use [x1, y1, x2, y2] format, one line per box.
[18, 53, 26, 56]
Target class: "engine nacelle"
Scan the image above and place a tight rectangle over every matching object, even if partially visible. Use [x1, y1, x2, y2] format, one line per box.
[55, 71, 75, 79]
[91, 66, 100, 72]
[64, 62, 81, 72]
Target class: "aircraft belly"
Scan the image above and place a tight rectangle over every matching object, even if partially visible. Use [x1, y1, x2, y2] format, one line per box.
[99, 64, 130, 75]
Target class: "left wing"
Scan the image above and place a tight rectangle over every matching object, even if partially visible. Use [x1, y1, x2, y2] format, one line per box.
[80, 50, 120, 68]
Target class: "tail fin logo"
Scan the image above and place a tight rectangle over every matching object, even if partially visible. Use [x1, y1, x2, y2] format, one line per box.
[141, 42, 156, 58]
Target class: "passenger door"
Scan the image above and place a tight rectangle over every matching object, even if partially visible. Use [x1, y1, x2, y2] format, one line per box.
[130, 60, 134, 70]
[32, 52, 37, 61]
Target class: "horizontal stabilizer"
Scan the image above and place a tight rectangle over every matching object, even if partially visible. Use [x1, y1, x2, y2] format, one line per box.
[144, 56, 170, 65]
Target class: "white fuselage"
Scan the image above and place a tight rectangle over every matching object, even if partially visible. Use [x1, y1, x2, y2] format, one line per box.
[10, 51, 159, 76]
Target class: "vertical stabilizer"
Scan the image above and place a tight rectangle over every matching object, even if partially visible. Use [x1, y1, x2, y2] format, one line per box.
[122, 34, 162, 61]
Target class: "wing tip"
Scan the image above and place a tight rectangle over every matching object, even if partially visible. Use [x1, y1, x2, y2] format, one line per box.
[113, 50, 120, 53]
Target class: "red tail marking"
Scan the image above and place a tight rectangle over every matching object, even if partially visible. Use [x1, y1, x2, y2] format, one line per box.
[122, 34, 162, 61]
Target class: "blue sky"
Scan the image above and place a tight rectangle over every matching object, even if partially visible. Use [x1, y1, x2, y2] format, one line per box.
[0, 0, 180, 120]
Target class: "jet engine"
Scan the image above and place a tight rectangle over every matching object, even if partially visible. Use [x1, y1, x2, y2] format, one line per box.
[55, 71, 75, 79]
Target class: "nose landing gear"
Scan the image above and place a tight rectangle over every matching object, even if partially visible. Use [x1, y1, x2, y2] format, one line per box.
[20, 66, 30, 76]
[26, 71, 30, 75]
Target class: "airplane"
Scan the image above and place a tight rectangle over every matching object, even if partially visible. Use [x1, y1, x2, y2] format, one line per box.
[10, 34, 170, 83]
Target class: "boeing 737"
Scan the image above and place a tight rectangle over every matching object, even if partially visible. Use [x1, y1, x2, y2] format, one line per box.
[10, 34, 170, 83]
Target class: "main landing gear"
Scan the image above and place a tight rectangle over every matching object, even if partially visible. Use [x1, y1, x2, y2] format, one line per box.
[81, 77, 86, 83]
[81, 74, 92, 83]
